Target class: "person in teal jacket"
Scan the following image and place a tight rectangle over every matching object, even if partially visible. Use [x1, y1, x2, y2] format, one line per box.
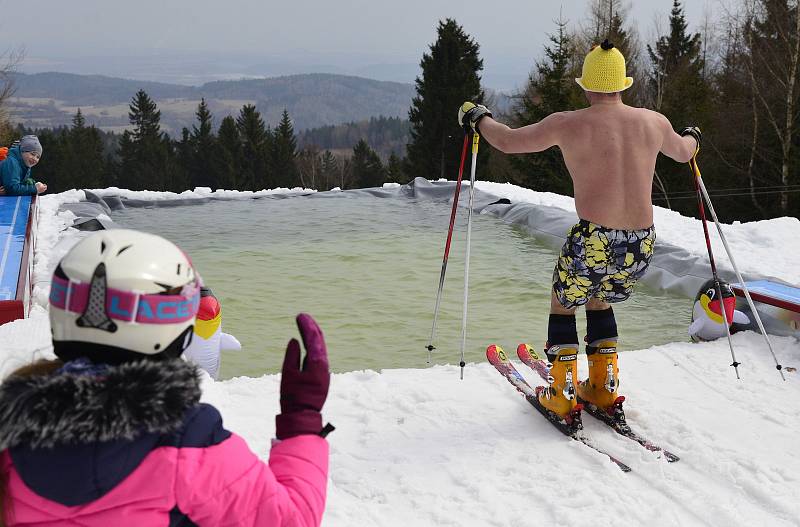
[0, 135, 47, 196]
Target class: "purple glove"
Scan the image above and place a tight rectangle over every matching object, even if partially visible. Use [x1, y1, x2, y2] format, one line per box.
[275, 313, 331, 440]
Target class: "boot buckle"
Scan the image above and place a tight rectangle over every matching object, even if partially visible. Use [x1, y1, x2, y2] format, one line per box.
[563, 370, 576, 401]
[604, 363, 617, 393]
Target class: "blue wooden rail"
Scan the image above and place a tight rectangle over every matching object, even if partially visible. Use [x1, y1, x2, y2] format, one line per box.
[0, 195, 37, 324]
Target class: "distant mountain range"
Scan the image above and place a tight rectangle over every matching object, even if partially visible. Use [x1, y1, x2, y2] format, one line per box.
[7, 72, 417, 133]
[7, 71, 515, 136]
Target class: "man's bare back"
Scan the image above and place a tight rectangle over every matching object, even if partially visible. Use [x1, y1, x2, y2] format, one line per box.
[474, 94, 697, 230]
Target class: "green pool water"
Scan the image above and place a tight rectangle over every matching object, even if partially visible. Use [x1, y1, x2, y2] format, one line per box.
[110, 193, 691, 379]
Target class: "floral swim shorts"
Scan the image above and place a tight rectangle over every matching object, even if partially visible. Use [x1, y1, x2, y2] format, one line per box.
[552, 219, 656, 309]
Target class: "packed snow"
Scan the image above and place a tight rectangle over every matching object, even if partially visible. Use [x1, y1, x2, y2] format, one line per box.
[2, 182, 798, 527]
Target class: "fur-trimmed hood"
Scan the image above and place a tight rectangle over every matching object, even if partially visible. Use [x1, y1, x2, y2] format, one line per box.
[0, 358, 201, 450]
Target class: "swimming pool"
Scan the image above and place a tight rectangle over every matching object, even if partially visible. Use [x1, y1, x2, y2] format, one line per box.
[110, 192, 691, 378]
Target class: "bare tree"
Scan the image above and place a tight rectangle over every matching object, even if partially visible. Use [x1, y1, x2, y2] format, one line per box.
[745, 0, 800, 213]
[743, 4, 768, 216]
[645, 12, 668, 110]
[296, 145, 321, 189]
[0, 47, 23, 143]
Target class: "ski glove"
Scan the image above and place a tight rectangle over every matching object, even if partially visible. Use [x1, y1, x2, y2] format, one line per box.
[275, 313, 332, 440]
[458, 102, 492, 134]
[680, 126, 702, 149]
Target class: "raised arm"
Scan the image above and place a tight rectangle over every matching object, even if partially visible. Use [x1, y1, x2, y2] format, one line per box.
[479, 114, 564, 154]
[658, 113, 698, 163]
[176, 314, 332, 527]
[458, 102, 563, 154]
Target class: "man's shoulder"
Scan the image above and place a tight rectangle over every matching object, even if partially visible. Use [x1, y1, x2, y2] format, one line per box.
[545, 109, 583, 125]
[625, 105, 667, 120]
[544, 110, 573, 120]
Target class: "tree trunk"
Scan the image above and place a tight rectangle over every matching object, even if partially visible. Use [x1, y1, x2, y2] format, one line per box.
[746, 26, 768, 217]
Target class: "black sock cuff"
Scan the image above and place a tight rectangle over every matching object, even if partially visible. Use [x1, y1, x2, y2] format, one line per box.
[548, 314, 578, 347]
[586, 307, 618, 344]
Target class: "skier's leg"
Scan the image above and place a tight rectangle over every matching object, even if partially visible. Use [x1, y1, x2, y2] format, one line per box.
[578, 302, 620, 410]
[538, 297, 580, 419]
[540, 222, 590, 419]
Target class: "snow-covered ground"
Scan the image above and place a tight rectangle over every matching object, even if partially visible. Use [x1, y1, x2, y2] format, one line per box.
[2, 183, 799, 526]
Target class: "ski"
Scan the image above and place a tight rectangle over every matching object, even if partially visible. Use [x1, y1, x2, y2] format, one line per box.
[486, 344, 632, 473]
[516, 343, 680, 463]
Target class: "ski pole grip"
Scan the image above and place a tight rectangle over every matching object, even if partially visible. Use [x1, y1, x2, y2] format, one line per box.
[690, 156, 702, 180]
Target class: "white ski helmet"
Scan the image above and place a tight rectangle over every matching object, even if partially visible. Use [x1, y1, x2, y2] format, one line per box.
[49, 229, 201, 362]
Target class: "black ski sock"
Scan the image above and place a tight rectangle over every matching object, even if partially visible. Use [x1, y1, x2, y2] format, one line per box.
[586, 307, 618, 354]
[547, 314, 578, 361]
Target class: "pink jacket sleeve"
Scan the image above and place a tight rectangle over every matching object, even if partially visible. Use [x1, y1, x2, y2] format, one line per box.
[174, 432, 329, 527]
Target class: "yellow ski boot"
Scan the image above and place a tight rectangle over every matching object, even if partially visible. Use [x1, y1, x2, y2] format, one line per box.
[535, 345, 582, 429]
[577, 339, 627, 426]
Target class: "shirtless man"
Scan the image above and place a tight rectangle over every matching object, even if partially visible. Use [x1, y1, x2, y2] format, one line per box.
[458, 40, 699, 426]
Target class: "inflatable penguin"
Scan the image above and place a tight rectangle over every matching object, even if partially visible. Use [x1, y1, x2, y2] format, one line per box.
[183, 287, 241, 379]
[689, 279, 750, 342]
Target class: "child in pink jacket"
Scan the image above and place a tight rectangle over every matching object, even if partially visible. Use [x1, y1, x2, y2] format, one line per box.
[0, 229, 333, 526]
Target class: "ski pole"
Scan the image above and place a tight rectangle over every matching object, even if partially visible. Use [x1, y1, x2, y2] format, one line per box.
[689, 155, 785, 381]
[690, 153, 740, 378]
[459, 132, 480, 380]
[426, 134, 470, 364]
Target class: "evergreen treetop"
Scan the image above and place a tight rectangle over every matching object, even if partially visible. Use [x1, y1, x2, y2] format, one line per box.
[128, 89, 162, 142]
[406, 18, 485, 180]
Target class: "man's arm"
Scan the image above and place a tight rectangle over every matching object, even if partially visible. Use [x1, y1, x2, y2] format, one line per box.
[658, 114, 697, 163]
[478, 113, 563, 154]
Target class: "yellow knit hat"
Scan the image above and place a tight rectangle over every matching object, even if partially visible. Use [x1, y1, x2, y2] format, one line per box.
[575, 40, 633, 93]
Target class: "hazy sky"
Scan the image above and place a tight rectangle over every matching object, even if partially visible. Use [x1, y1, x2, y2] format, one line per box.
[2, 0, 718, 90]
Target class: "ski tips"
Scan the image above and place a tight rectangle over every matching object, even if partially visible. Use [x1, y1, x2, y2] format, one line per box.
[486, 344, 509, 363]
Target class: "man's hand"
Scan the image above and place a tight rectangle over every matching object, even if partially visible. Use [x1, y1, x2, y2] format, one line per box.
[458, 102, 492, 133]
[0, 186, 5, 196]
[35, 182, 47, 194]
[680, 126, 701, 149]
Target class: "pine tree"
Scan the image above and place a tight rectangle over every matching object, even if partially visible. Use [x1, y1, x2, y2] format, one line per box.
[175, 127, 193, 189]
[116, 90, 178, 191]
[216, 115, 241, 189]
[129, 90, 161, 141]
[509, 17, 584, 194]
[272, 109, 299, 188]
[406, 19, 485, 180]
[165, 134, 187, 192]
[236, 104, 269, 190]
[65, 109, 105, 190]
[386, 152, 408, 184]
[647, 0, 708, 118]
[351, 139, 385, 188]
[646, 0, 710, 216]
[190, 98, 218, 189]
